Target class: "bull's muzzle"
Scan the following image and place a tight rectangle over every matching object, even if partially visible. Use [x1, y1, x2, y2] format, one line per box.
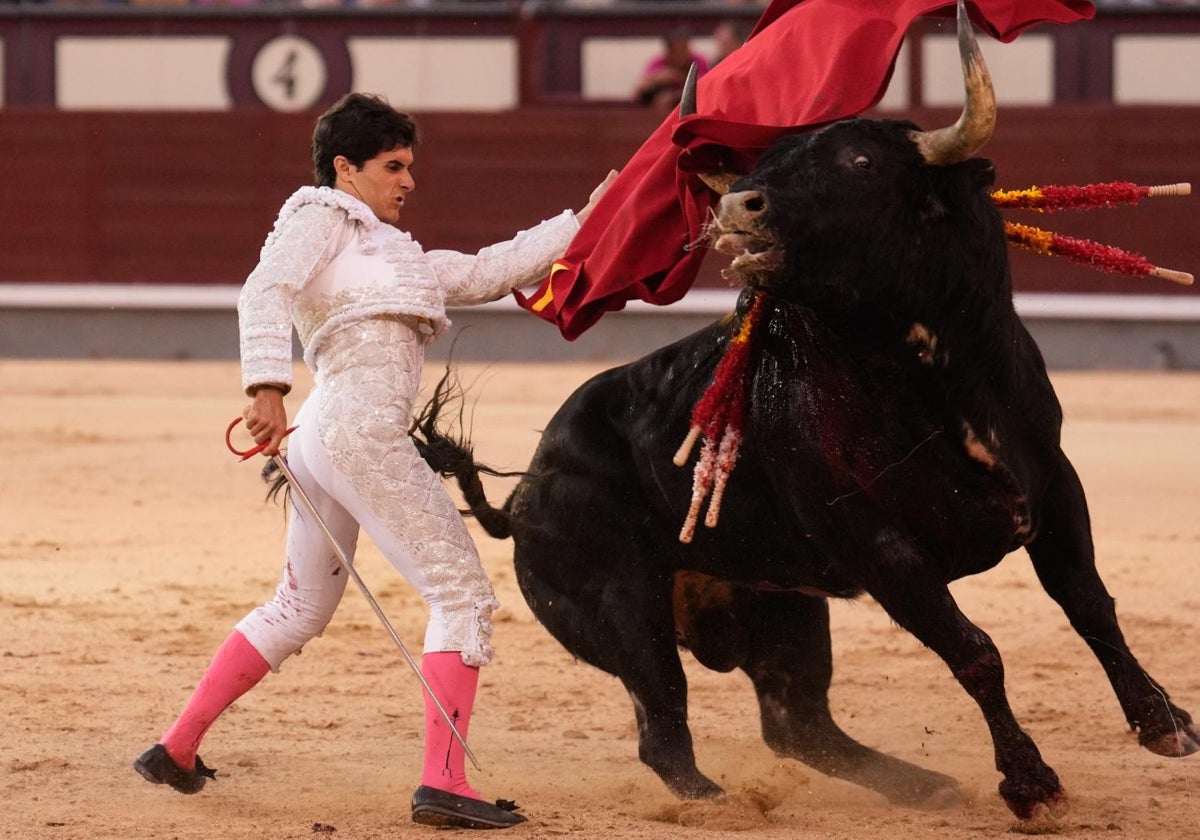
[712, 191, 781, 279]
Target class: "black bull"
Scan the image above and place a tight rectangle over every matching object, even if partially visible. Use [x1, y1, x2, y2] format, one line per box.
[416, 122, 1198, 818]
[411, 51, 1197, 828]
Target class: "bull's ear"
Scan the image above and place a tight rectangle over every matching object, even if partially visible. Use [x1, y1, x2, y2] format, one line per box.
[921, 193, 949, 223]
[967, 158, 997, 189]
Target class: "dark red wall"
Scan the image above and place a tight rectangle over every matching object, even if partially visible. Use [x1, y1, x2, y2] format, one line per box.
[0, 105, 1196, 297]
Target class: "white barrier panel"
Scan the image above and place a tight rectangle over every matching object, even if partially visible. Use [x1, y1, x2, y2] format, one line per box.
[923, 33, 1054, 107]
[4, 283, 1200, 323]
[56, 37, 232, 111]
[582, 36, 911, 109]
[1115, 35, 1200, 104]
[876, 42, 912, 111]
[582, 36, 704, 101]
[348, 37, 518, 111]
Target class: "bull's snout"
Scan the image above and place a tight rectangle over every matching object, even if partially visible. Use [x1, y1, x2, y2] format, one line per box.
[718, 191, 766, 227]
[712, 190, 781, 281]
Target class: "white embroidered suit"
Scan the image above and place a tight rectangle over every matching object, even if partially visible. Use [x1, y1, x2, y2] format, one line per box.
[234, 187, 578, 669]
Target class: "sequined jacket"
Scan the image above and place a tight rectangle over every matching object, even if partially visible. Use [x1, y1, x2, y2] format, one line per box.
[238, 186, 578, 394]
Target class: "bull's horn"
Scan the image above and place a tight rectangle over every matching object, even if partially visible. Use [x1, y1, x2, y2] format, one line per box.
[678, 63, 740, 195]
[696, 168, 740, 196]
[911, 0, 997, 165]
[679, 62, 699, 118]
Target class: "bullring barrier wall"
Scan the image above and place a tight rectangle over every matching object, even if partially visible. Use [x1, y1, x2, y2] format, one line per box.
[1, 5, 1198, 365]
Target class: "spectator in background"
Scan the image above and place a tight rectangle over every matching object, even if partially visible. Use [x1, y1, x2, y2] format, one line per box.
[710, 18, 753, 66]
[633, 27, 710, 113]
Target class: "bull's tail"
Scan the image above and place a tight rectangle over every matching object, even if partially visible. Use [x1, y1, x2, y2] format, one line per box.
[263, 460, 289, 505]
[408, 365, 518, 540]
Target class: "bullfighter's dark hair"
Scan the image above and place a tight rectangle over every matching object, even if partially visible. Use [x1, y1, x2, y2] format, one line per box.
[311, 92, 419, 188]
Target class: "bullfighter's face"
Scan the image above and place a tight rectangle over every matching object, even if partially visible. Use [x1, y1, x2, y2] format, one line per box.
[335, 143, 415, 225]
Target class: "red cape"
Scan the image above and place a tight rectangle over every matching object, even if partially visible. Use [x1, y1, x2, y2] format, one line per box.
[515, 0, 1095, 340]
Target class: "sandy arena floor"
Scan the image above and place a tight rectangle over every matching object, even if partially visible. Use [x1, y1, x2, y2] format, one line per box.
[1, 358, 1197, 839]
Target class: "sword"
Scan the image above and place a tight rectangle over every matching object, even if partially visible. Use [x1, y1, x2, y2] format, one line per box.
[226, 417, 480, 771]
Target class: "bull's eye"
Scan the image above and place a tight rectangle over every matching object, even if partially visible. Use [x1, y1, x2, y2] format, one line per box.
[854, 155, 872, 170]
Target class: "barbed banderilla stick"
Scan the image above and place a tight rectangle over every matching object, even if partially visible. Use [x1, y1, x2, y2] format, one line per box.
[225, 418, 480, 771]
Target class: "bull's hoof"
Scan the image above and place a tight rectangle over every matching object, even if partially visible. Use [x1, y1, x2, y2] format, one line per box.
[1140, 723, 1200, 757]
[1012, 796, 1071, 832]
[669, 774, 725, 800]
[880, 769, 965, 810]
[1006, 789, 1069, 822]
[914, 784, 967, 811]
[998, 767, 1066, 821]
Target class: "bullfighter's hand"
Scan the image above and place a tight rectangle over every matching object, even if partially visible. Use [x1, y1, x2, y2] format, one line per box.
[577, 169, 619, 225]
[243, 386, 289, 458]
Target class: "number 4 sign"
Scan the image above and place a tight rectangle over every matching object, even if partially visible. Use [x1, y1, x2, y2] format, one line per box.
[250, 35, 328, 112]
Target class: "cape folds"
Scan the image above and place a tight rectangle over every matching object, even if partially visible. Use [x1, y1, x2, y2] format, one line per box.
[514, 0, 1096, 340]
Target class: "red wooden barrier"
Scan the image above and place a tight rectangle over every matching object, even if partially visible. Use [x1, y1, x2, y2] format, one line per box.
[0, 106, 1196, 297]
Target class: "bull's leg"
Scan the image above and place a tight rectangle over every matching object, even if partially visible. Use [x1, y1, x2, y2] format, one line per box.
[611, 574, 724, 798]
[863, 545, 1065, 820]
[1025, 453, 1198, 756]
[625, 647, 724, 800]
[741, 592, 964, 808]
[519, 563, 723, 799]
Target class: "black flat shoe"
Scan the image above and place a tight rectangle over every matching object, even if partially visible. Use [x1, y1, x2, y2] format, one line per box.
[411, 785, 528, 830]
[133, 744, 216, 795]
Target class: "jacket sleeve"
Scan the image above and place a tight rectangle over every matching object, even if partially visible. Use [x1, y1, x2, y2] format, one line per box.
[237, 203, 343, 395]
[427, 210, 579, 307]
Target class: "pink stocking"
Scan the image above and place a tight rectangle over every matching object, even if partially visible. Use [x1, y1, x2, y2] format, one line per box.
[160, 630, 270, 770]
[420, 651, 481, 799]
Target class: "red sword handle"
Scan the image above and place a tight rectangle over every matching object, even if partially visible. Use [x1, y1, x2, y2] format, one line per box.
[225, 416, 297, 462]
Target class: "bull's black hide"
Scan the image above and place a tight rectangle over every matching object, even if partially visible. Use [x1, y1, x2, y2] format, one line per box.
[412, 16, 1197, 817]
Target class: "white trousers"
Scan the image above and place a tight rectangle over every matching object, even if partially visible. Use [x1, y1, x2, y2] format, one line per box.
[236, 316, 499, 670]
